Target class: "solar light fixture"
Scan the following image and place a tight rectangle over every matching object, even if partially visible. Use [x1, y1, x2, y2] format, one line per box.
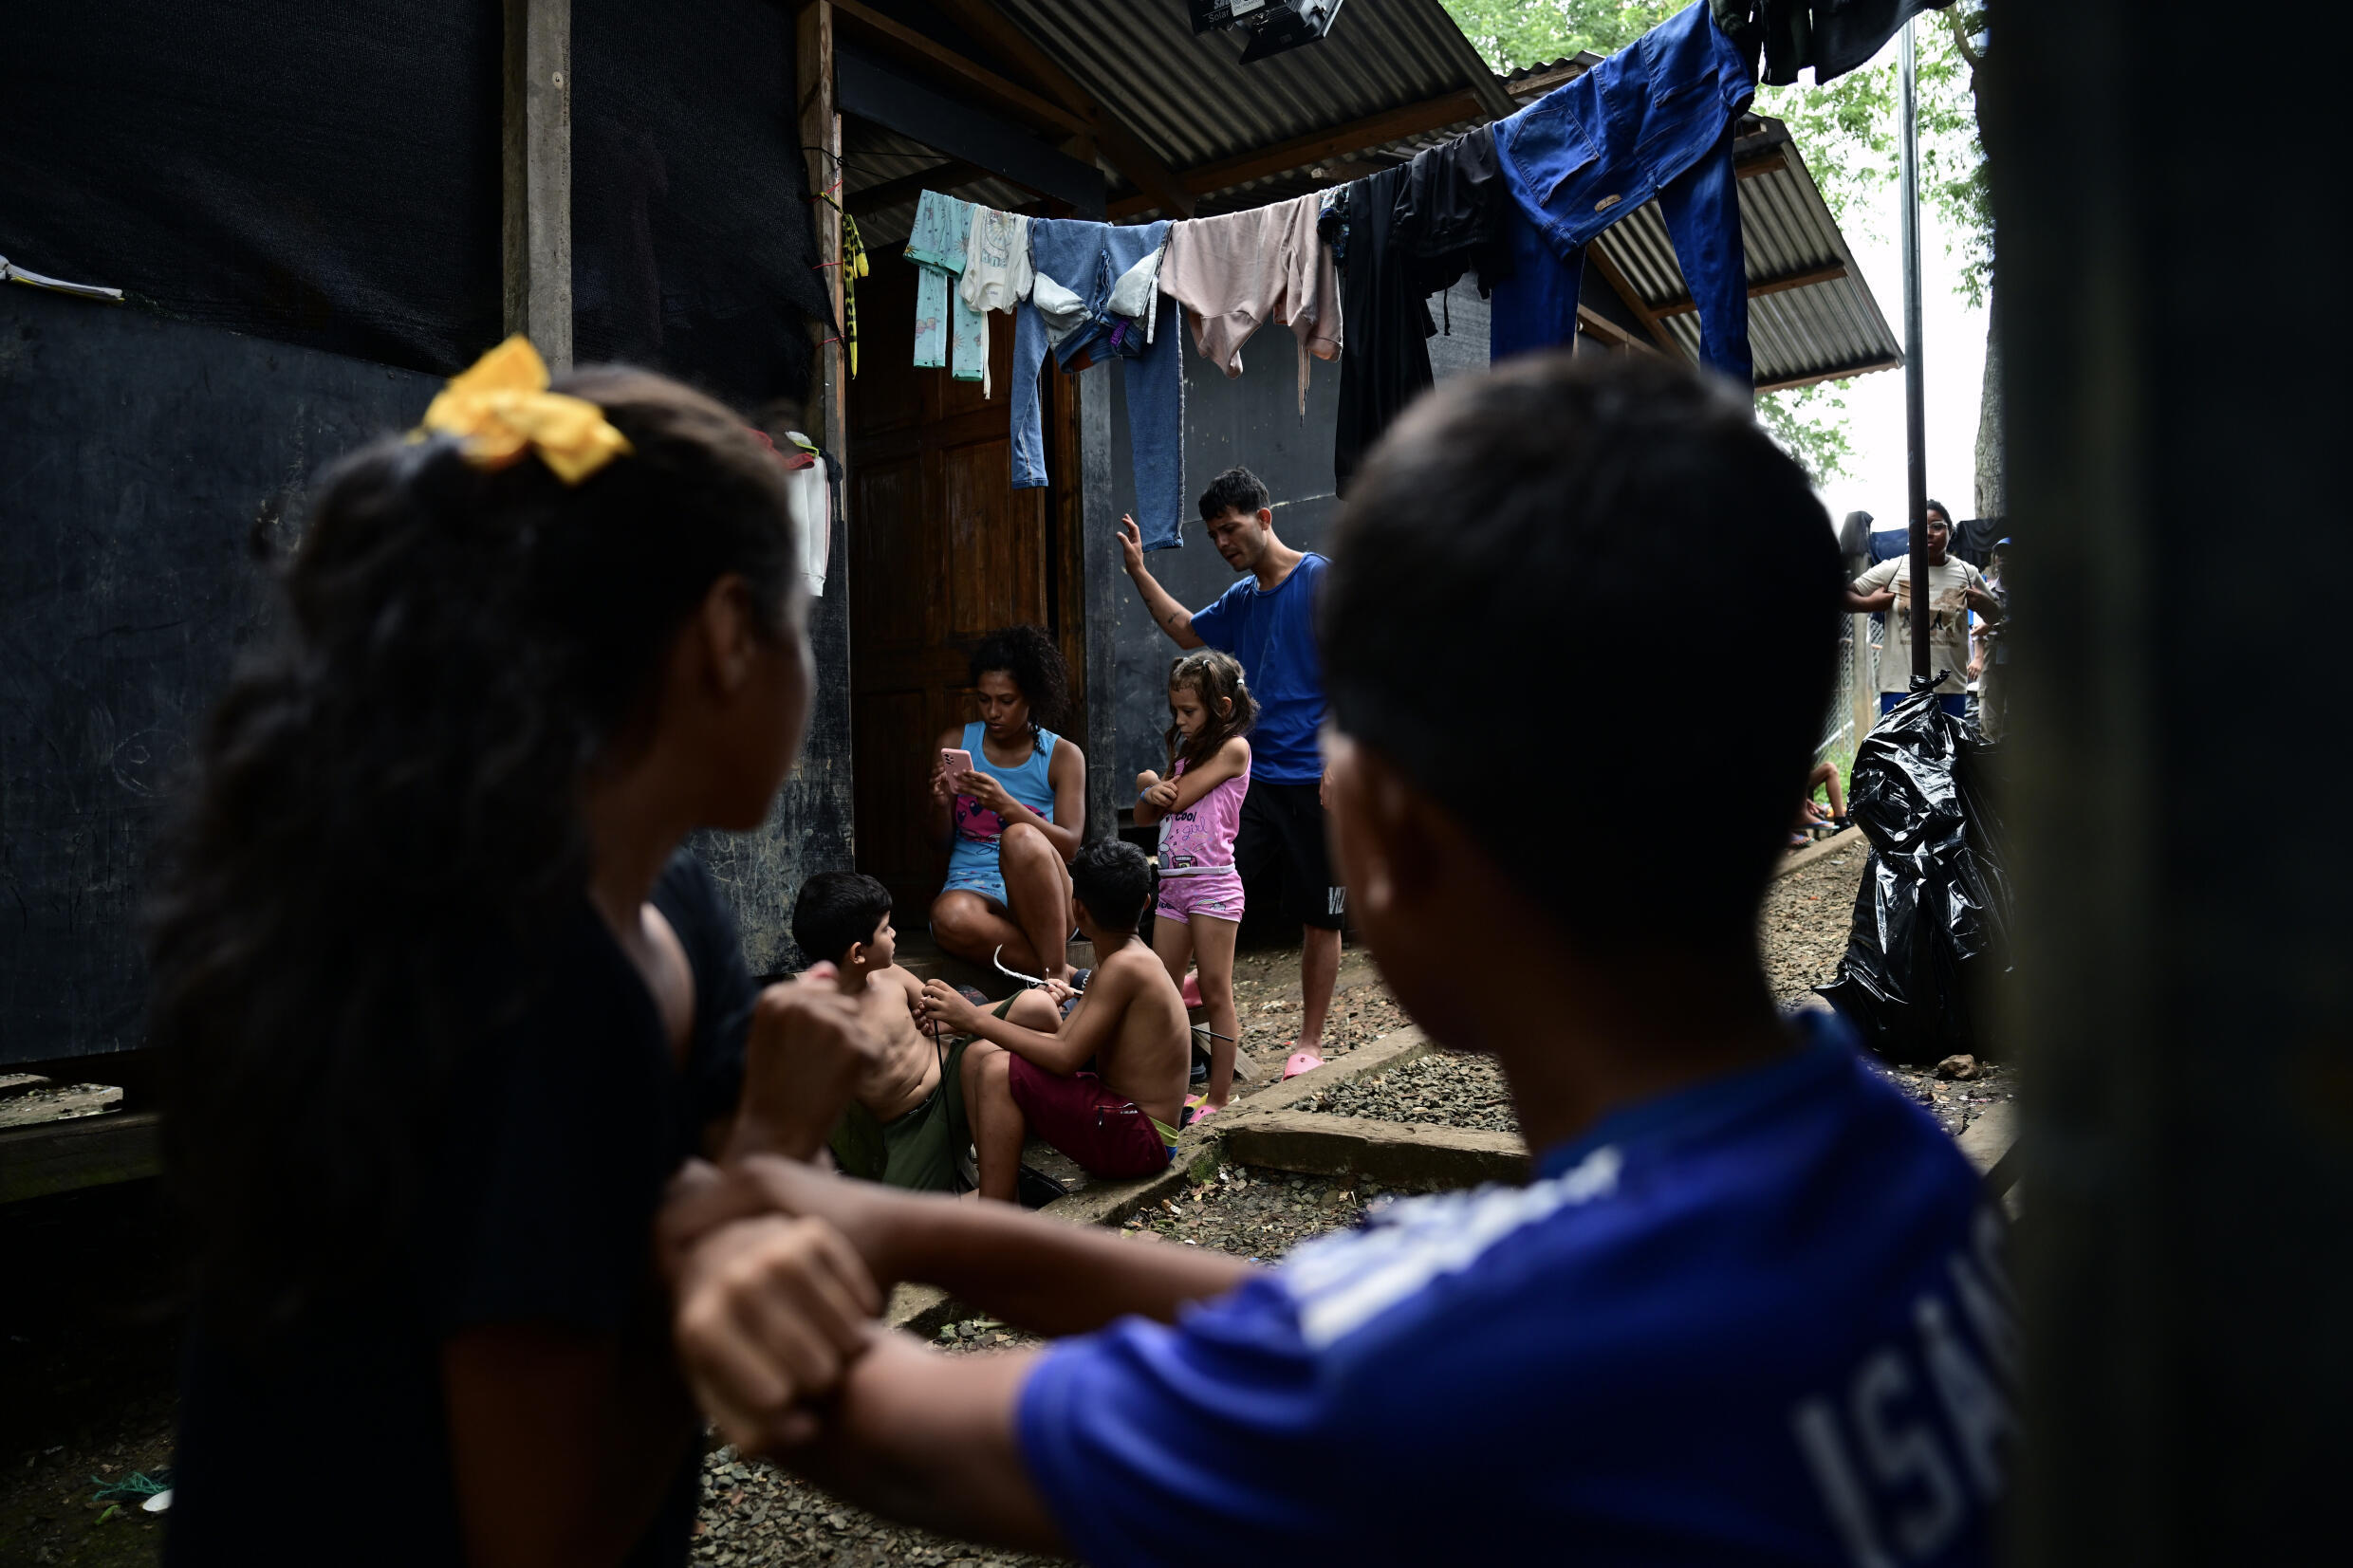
[1188, 0, 1346, 63]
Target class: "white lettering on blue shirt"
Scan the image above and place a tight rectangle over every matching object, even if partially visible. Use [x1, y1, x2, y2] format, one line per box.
[1282, 1145, 1623, 1350]
[1791, 1216, 2015, 1566]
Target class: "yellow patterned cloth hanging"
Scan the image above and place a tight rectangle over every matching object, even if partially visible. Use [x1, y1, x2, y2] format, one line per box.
[416, 336, 632, 485]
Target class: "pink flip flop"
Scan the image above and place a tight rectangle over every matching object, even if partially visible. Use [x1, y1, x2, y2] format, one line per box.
[1183, 1093, 1221, 1127]
[1282, 1049, 1325, 1079]
[1180, 968, 1203, 1007]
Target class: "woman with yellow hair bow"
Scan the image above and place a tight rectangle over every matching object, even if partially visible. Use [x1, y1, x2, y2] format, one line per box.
[152, 343, 885, 1567]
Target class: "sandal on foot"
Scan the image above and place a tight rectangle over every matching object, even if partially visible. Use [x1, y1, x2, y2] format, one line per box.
[1282, 1049, 1325, 1079]
[1183, 1093, 1222, 1128]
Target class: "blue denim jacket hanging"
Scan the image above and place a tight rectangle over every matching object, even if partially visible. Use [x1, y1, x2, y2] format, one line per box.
[1493, 3, 1756, 387]
[1011, 219, 1186, 550]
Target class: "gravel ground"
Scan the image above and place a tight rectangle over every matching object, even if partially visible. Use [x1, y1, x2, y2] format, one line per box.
[1760, 839, 1867, 1004]
[1226, 945, 1405, 1067]
[1291, 1051, 1516, 1133]
[687, 1165, 1373, 1568]
[1285, 842, 2017, 1141]
[0, 1078, 123, 1130]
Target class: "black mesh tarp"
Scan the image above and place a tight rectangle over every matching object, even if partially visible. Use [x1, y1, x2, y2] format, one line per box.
[2, 0, 825, 411]
[572, 0, 829, 411]
[0, 3, 506, 377]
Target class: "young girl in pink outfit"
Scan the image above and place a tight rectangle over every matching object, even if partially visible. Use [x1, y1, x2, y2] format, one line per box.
[1134, 650, 1257, 1115]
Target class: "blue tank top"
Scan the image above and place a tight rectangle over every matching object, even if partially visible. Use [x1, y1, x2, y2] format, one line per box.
[944, 722, 1058, 893]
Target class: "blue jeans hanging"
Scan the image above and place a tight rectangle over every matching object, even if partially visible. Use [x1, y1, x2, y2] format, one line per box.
[1492, 4, 1755, 386]
[1011, 219, 1186, 551]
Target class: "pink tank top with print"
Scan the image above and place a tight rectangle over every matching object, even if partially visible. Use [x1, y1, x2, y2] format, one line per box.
[1158, 750, 1250, 876]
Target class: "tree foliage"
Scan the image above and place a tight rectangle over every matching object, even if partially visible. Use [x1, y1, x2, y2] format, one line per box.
[1441, 0, 1666, 64]
[1756, 378, 1854, 483]
[1438, 2, 1992, 480]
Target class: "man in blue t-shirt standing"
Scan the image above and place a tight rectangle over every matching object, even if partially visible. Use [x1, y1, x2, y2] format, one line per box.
[661, 357, 2010, 1568]
[1116, 467, 1340, 1078]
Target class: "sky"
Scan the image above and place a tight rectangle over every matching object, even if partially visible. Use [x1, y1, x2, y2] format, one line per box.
[1812, 161, 1991, 533]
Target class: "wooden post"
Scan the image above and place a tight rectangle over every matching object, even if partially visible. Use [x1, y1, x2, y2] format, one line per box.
[798, 2, 845, 461]
[502, 0, 573, 367]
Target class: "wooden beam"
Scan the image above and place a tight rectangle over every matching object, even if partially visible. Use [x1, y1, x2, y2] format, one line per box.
[1735, 148, 1789, 180]
[1755, 356, 1902, 394]
[1574, 304, 1646, 350]
[1653, 260, 1851, 318]
[923, 0, 1194, 217]
[838, 49, 1103, 215]
[831, 0, 1088, 138]
[502, 0, 572, 367]
[1108, 86, 1486, 219]
[0, 1111, 159, 1204]
[798, 4, 845, 456]
[1583, 243, 1680, 356]
[846, 158, 988, 217]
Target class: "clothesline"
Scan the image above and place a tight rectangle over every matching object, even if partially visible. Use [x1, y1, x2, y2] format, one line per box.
[893, 3, 1785, 550]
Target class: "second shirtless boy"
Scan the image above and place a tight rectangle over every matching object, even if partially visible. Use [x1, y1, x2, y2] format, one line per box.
[917, 841, 1191, 1202]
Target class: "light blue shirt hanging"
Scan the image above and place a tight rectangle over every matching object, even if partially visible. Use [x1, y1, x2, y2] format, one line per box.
[907, 191, 988, 388]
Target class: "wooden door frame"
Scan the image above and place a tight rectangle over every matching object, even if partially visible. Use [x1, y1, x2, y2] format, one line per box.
[804, 0, 1111, 851]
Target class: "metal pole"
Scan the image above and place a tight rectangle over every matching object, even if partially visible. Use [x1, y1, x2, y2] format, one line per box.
[1899, 16, 1930, 687]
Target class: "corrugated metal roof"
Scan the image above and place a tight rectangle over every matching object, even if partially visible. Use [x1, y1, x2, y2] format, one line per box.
[1494, 51, 1899, 388]
[839, 121, 1032, 248]
[1589, 120, 1900, 388]
[991, 0, 1509, 176]
[837, 4, 1899, 388]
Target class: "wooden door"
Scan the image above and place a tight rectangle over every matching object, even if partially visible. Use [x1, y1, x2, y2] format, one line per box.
[849, 254, 1074, 918]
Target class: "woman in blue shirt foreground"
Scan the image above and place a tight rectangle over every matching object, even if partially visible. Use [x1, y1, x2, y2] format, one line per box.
[663, 352, 2010, 1567]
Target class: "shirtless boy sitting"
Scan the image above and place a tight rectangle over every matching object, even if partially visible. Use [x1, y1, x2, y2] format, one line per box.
[917, 840, 1190, 1202]
[792, 871, 1060, 1192]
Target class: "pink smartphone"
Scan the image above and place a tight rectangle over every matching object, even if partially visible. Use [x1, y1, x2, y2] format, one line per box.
[940, 747, 973, 777]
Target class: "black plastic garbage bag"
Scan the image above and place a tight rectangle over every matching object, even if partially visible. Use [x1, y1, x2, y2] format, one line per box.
[1816, 685, 2013, 1062]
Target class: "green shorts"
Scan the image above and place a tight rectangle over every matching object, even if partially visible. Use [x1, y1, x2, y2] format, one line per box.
[828, 997, 1012, 1192]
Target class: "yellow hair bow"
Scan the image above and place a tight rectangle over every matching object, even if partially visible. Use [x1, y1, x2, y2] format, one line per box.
[416, 336, 632, 485]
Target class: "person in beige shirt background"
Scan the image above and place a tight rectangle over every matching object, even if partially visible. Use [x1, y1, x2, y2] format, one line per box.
[1845, 501, 2001, 717]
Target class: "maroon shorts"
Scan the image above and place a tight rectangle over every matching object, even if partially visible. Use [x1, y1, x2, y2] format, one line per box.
[1005, 1055, 1176, 1179]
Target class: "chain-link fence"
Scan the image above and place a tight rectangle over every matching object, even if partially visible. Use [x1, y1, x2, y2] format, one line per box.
[1816, 612, 1879, 784]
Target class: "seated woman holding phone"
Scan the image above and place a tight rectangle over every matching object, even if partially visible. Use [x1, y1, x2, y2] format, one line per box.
[929, 626, 1087, 984]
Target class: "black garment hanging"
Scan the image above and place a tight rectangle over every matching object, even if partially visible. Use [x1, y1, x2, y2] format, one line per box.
[1325, 126, 1520, 495]
[1324, 165, 1419, 497]
[1713, 0, 1955, 86]
[1395, 122, 1515, 302]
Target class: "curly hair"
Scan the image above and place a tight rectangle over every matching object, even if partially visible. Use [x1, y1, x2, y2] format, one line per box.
[146, 365, 801, 1330]
[1164, 647, 1257, 777]
[968, 624, 1070, 734]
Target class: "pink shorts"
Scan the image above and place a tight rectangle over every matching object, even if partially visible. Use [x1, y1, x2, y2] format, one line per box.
[1005, 1055, 1176, 1179]
[1155, 869, 1244, 925]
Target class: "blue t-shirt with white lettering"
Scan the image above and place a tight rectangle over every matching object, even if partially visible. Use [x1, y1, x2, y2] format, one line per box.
[1017, 1009, 2009, 1567]
[1188, 553, 1327, 785]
